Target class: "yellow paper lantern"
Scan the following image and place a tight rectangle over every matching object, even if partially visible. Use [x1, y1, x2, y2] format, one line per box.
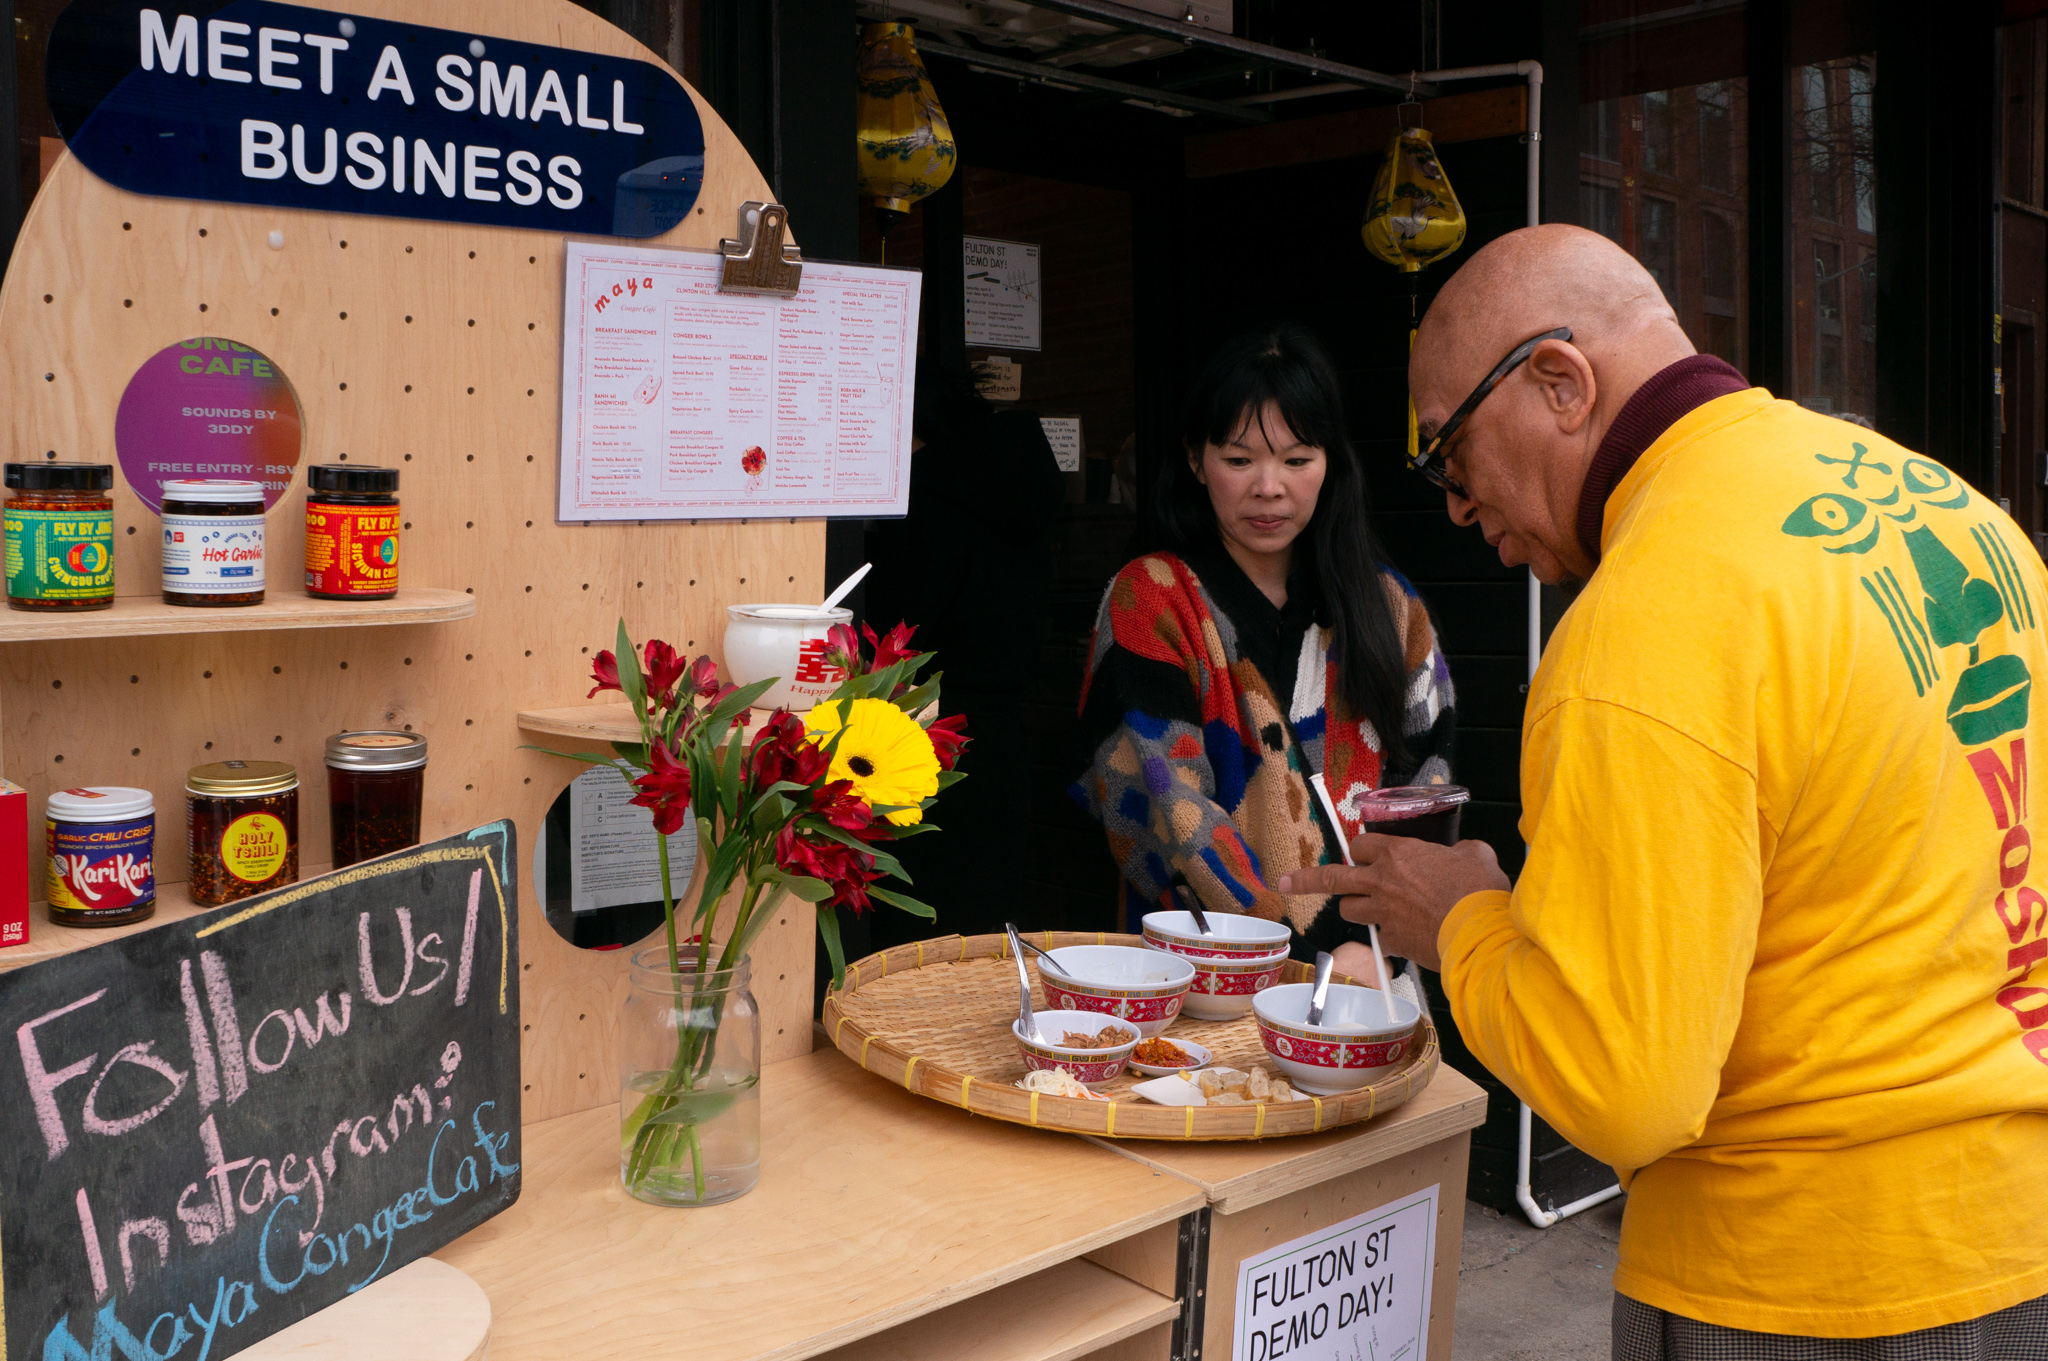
[856, 23, 957, 251]
[1363, 124, 1467, 273]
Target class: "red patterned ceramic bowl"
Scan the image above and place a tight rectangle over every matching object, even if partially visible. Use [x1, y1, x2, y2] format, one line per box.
[1037, 946, 1196, 1038]
[1253, 984, 1421, 1095]
[1141, 909, 1291, 960]
[1171, 947, 1290, 1021]
[1013, 1010, 1141, 1085]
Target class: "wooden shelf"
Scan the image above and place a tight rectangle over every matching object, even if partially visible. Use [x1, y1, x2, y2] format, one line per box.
[434, 1048, 1204, 1361]
[825, 1258, 1177, 1361]
[516, 702, 642, 745]
[0, 863, 335, 973]
[0, 589, 474, 641]
[1087, 1064, 1489, 1216]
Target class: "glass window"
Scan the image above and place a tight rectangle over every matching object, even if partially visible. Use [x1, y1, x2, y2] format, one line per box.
[1788, 55, 1877, 423]
[1698, 82, 1737, 192]
[1582, 100, 1621, 162]
[1702, 212, 1739, 304]
[1642, 197, 1677, 299]
[1582, 183, 1622, 243]
[1642, 91, 1675, 177]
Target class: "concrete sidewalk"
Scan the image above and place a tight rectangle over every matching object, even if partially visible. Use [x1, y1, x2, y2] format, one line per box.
[1452, 1195, 1626, 1361]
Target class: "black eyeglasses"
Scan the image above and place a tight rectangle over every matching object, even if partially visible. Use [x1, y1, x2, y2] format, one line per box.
[1410, 326, 1574, 500]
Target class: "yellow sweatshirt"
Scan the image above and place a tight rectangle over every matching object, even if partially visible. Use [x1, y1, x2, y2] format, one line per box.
[1440, 389, 2048, 1337]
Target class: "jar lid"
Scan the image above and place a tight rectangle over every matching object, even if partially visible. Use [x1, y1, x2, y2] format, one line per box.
[186, 760, 299, 795]
[6, 462, 114, 492]
[46, 786, 153, 821]
[1355, 784, 1472, 820]
[325, 730, 427, 770]
[162, 479, 264, 504]
[308, 464, 400, 494]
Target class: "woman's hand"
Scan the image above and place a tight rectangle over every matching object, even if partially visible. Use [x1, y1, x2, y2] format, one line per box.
[1278, 834, 1510, 972]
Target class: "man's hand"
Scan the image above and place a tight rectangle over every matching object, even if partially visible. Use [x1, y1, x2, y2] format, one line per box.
[1277, 835, 1510, 972]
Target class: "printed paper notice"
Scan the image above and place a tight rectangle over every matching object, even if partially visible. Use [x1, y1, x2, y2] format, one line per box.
[566, 764, 696, 914]
[1232, 1184, 1438, 1361]
[964, 235, 1041, 351]
[559, 241, 922, 520]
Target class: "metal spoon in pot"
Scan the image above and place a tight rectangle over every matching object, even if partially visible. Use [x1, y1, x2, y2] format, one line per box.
[1306, 950, 1336, 1027]
[1171, 883, 1216, 937]
[1003, 923, 1039, 1042]
[1009, 933, 1075, 980]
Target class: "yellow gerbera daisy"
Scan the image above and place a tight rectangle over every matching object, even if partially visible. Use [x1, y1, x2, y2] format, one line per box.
[803, 698, 940, 825]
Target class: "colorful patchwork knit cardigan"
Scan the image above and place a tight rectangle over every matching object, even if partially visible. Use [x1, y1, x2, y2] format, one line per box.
[1072, 549, 1456, 955]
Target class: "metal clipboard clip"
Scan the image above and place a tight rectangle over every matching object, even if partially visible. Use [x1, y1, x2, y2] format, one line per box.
[719, 201, 803, 297]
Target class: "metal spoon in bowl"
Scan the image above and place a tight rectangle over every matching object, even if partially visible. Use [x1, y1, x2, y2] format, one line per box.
[1010, 933, 1075, 981]
[1003, 923, 1039, 1043]
[1306, 950, 1336, 1026]
[1171, 883, 1216, 937]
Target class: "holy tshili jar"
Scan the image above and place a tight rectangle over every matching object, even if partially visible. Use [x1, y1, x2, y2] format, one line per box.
[186, 760, 299, 905]
[326, 730, 427, 868]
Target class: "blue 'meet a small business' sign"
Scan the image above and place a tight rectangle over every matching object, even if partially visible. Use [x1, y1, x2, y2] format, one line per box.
[46, 0, 706, 236]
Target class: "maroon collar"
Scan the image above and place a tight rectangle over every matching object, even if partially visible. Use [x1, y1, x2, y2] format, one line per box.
[1575, 355, 1750, 562]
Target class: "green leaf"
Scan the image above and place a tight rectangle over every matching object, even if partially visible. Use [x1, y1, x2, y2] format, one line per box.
[719, 731, 744, 825]
[872, 821, 940, 839]
[817, 906, 848, 992]
[610, 741, 649, 768]
[752, 865, 832, 902]
[798, 819, 907, 881]
[615, 619, 649, 717]
[701, 679, 777, 736]
[748, 791, 797, 837]
[869, 886, 937, 919]
[895, 674, 943, 716]
[730, 882, 793, 960]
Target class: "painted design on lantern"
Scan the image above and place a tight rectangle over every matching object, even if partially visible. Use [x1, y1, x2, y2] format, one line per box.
[1783, 443, 2035, 746]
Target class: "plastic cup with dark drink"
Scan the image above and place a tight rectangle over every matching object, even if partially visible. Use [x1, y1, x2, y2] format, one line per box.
[1355, 785, 1471, 846]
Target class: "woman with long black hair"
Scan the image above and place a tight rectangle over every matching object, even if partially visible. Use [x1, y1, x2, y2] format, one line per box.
[1072, 324, 1456, 968]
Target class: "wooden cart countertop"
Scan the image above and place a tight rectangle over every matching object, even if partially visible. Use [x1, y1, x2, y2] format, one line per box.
[433, 1047, 1205, 1361]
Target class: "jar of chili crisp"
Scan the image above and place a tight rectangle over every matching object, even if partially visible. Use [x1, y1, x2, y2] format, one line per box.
[326, 730, 426, 868]
[304, 465, 399, 600]
[46, 786, 156, 927]
[161, 479, 265, 607]
[186, 761, 299, 906]
[5, 463, 115, 612]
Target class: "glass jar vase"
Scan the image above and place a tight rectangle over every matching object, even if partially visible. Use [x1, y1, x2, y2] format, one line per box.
[619, 947, 760, 1207]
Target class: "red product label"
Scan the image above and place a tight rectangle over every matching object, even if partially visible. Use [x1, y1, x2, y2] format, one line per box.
[0, 783, 24, 947]
[304, 502, 400, 597]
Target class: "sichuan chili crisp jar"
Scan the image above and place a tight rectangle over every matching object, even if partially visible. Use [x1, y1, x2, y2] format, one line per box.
[326, 730, 427, 868]
[45, 786, 155, 927]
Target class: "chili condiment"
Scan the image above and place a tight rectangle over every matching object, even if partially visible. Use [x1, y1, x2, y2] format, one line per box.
[5, 463, 114, 611]
[326, 730, 426, 867]
[187, 760, 299, 905]
[161, 479, 265, 606]
[45, 786, 155, 927]
[305, 465, 400, 600]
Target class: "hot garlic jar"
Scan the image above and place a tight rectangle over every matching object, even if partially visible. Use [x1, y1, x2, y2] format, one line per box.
[186, 760, 299, 905]
[161, 479, 265, 606]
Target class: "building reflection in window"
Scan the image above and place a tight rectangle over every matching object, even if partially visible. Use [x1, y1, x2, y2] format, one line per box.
[1789, 56, 1878, 421]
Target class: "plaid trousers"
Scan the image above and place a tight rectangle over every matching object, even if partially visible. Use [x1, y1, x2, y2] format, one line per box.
[1614, 1291, 2048, 1361]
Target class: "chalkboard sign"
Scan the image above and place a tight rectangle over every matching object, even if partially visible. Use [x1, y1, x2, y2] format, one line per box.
[0, 822, 521, 1361]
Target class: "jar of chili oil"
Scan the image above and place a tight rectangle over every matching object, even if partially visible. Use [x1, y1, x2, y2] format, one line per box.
[5, 462, 115, 612]
[305, 465, 399, 600]
[161, 479, 265, 607]
[186, 760, 299, 906]
[326, 730, 426, 868]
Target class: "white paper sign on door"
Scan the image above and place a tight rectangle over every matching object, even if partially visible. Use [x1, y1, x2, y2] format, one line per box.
[1233, 1184, 1438, 1361]
[964, 235, 1041, 351]
[1040, 416, 1083, 473]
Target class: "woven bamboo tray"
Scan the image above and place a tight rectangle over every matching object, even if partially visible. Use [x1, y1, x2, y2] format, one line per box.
[821, 931, 1439, 1141]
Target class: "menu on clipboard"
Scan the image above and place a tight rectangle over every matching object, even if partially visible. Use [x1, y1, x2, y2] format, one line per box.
[558, 241, 922, 521]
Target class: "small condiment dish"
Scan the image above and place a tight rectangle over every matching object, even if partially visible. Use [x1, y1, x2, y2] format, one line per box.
[1012, 1009, 1141, 1086]
[1253, 984, 1421, 1095]
[1036, 945, 1196, 1037]
[1128, 1037, 1212, 1077]
[1142, 909, 1291, 960]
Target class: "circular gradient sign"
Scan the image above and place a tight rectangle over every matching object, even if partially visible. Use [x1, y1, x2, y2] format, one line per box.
[115, 338, 303, 512]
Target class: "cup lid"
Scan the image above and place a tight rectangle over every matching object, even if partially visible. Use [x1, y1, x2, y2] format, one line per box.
[46, 786, 153, 820]
[187, 760, 298, 795]
[1355, 784, 1471, 820]
[325, 730, 427, 769]
[162, 479, 264, 503]
[726, 603, 853, 622]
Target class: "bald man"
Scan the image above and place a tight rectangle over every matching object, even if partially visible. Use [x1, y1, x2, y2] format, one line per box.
[1282, 226, 2048, 1358]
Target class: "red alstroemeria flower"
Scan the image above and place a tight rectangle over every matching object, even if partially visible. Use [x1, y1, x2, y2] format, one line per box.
[808, 779, 873, 831]
[686, 654, 723, 700]
[774, 825, 878, 912]
[823, 622, 864, 677]
[927, 713, 970, 772]
[588, 648, 622, 699]
[747, 711, 830, 788]
[628, 743, 694, 836]
[866, 621, 921, 671]
[641, 639, 687, 707]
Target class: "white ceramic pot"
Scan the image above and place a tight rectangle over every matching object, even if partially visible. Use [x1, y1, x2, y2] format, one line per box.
[722, 604, 854, 713]
[1253, 984, 1421, 1095]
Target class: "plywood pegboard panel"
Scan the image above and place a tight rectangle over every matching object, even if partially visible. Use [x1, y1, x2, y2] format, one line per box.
[0, 0, 827, 1124]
